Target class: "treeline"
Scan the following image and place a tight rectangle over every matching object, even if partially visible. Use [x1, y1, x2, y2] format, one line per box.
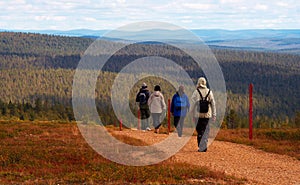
[0, 54, 81, 69]
[0, 32, 92, 70]
[0, 32, 93, 56]
[1, 96, 300, 129]
[0, 98, 74, 121]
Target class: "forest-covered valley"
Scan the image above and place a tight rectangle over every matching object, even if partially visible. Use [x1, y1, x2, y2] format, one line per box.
[0, 32, 299, 128]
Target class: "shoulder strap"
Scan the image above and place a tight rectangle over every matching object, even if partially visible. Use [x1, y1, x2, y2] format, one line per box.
[197, 89, 204, 100]
[197, 89, 210, 100]
[204, 90, 210, 100]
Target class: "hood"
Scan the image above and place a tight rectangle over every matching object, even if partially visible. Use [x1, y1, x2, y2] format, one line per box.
[153, 91, 161, 97]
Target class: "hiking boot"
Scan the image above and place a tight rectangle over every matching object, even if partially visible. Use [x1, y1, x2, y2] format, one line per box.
[198, 148, 207, 152]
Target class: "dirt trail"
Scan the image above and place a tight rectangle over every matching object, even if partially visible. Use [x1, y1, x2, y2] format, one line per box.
[113, 129, 300, 185]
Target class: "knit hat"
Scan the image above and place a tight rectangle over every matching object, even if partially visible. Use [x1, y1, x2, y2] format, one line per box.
[142, 83, 147, 89]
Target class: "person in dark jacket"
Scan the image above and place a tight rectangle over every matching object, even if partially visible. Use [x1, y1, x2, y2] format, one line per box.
[171, 85, 190, 137]
[136, 83, 151, 131]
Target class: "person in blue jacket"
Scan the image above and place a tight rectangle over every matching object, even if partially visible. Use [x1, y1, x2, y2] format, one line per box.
[171, 85, 190, 137]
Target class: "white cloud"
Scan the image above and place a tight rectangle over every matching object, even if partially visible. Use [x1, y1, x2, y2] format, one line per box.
[0, 0, 299, 30]
[183, 3, 217, 10]
[219, 0, 243, 4]
[181, 19, 193, 23]
[254, 4, 268, 11]
[117, 0, 126, 3]
[83, 17, 98, 22]
[276, 2, 289, 7]
[34, 15, 66, 21]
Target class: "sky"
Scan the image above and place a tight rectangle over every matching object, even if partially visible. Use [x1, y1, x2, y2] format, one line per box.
[0, 0, 299, 31]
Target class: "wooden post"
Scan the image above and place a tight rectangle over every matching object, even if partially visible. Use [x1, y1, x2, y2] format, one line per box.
[168, 99, 171, 134]
[249, 83, 253, 140]
[137, 109, 141, 130]
[119, 119, 122, 131]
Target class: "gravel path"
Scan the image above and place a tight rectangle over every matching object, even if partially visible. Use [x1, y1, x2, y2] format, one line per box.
[113, 129, 300, 185]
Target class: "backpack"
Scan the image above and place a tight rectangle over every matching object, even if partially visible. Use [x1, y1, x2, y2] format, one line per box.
[138, 92, 147, 105]
[174, 94, 187, 111]
[196, 89, 210, 113]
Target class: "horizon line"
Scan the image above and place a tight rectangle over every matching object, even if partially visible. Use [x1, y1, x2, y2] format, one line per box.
[1, 28, 300, 32]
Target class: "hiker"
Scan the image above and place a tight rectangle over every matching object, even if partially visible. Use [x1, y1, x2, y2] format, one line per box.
[148, 85, 166, 134]
[170, 85, 190, 137]
[136, 83, 151, 131]
[191, 77, 216, 152]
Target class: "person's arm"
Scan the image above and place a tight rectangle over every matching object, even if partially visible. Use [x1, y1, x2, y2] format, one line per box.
[136, 92, 140, 103]
[147, 94, 153, 106]
[146, 90, 151, 100]
[161, 94, 166, 110]
[185, 94, 190, 112]
[210, 91, 216, 121]
[190, 90, 198, 113]
[170, 95, 175, 114]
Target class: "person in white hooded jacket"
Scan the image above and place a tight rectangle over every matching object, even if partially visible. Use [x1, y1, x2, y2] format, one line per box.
[148, 85, 166, 133]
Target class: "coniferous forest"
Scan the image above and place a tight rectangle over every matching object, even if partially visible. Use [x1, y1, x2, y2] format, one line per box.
[0, 31, 299, 128]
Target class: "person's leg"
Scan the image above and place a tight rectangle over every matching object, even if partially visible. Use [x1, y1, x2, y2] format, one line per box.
[152, 113, 161, 132]
[156, 113, 161, 129]
[140, 109, 147, 130]
[173, 116, 180, 136]
[178, 116, 185, 137]
[197, 118, 209, 152]
[145, 108, 151, 130]
[195, 118, 202, 147]
[152, 113, 157, 128]
[202, 121, 210, 151]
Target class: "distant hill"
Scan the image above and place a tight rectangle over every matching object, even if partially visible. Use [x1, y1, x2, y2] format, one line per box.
[1, 29, 108, 38]
[2, 29, 300, 53]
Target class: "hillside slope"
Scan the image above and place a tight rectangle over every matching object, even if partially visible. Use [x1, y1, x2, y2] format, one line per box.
[0, 32, 299, 125]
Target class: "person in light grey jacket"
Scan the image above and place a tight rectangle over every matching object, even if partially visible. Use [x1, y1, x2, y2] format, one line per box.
[148, 85, 166, 134]
[191, 77, 216, 152]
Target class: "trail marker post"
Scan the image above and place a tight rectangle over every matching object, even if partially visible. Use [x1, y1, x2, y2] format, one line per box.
[168, 99, 171, 134]
[119, 119, 122, 131]
[137, 109, 141, 130]
[249, 83, 253, 140]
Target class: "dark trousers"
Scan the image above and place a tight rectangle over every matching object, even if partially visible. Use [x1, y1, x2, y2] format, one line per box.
[140, 108, 150, 130]
[195, 118, 210, 151]
[174, 116, 185, 137]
